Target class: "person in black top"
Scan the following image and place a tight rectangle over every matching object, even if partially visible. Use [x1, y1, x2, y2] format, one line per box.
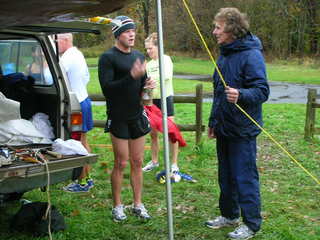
[98, 16, 155, 222]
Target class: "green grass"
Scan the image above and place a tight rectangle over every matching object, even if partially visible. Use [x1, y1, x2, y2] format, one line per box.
[87, 56, 320, 91]
[1, 55, 319, 239]
[267, 63, 320, 84]
[1, 103, 319, 240]
[171, 56, 214, 75]
[86, 58, 99, 67]
[173, 56, 320, 85]
[87, 67, 212, 95]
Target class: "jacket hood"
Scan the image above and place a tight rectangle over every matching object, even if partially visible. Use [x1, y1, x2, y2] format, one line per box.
[220, 33, 263, 56]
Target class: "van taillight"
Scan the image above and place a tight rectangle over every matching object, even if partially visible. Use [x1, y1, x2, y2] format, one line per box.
[71, 113, 82, 125]
[71, 112, 83, 133]
[71, 131, 81, 140]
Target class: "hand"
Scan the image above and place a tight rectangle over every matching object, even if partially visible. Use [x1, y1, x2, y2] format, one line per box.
[225, 86, 240, 103]
[130, 59, 146, 80]
[208, 127, 216, 139]
[144, 77, 156, 90]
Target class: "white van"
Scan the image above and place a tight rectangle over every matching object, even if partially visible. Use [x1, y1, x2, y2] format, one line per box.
[0, 0, 131, 202]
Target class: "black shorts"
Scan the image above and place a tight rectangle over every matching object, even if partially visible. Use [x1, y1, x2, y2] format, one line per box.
[153, 95, 175, 117]
[104, 111, 151, 139]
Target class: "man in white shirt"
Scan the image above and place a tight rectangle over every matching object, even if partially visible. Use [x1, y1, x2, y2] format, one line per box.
[57, 33, 94, 193]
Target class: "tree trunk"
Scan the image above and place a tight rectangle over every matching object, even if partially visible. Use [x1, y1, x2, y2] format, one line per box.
[142, 0, 151, 39]
[307, 0, 318, 54]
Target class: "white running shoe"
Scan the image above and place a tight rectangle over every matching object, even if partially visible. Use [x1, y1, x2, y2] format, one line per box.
[228, 224, 255, 239]
[132, 204, 151, 220]
[112, 205, 127, 222]
[205, 216, 240, 229]
[171, 164, 179, 173]
[142, 161, 159, 172]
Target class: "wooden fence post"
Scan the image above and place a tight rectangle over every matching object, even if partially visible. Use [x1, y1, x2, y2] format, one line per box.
[195, 84, 203, 145]
[304, 89, 317, 139]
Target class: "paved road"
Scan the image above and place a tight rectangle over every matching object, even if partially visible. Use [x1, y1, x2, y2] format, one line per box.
[267, 81, 320, 104]
[174, 74, 320, 104]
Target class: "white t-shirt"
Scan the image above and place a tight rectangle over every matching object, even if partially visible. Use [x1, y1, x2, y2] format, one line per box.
[146, 55, 174, 99]
[60, 47, 89, 103]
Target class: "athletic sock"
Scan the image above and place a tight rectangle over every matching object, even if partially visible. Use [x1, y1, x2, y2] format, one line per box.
[86, 173, 92, 182]
[79, 178, 87, 186]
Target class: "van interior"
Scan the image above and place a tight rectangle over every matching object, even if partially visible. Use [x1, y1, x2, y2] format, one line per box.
[0, 33, 59, 138]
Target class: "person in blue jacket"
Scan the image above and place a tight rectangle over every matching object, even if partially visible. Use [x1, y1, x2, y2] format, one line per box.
[205, 8, 270, 240]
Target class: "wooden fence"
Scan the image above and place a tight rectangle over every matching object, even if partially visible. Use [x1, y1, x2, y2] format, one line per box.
[304, 89, 320, 139]
[89, 84, 205, 145]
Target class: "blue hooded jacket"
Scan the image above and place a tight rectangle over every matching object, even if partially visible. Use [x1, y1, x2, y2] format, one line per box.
[208, 33, 270, 138]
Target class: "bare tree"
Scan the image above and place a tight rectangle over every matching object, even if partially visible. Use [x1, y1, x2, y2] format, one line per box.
[136, 0, 153, 39]
[306, 0, 319, 54]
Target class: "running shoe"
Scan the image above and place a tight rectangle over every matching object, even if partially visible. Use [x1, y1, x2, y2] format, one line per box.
[228, 224, 255, 239]
[63, 183, 89, 193]
[132, 204, 151, 220]
[142, 161, 159, 172]
[205, 216, 240, 229]
[112, 205, 127, 222]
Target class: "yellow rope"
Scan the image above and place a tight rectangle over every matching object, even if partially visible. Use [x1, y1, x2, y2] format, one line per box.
[181, 0, 227, 88]
[182, 0, 320, 185]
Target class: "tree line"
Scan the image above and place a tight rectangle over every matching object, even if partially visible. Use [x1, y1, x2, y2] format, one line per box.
[75, 0, 319, 59]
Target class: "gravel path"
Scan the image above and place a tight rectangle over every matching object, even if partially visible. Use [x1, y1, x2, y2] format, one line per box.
[174, 74, 320, 104]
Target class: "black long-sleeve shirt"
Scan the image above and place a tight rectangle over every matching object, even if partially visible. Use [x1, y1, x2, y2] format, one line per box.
[98, 47, 147, 121]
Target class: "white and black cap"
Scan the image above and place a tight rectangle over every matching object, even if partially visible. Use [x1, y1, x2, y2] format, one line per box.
[111, 16, 136, 38]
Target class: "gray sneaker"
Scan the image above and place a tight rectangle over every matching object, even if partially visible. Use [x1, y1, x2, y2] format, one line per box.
[228, 224, 255, 239]
[132, 204, 151, 220]
[112, 205, 127, 222]
[142, 161, 159, 172]
[205, 216, 240, 229]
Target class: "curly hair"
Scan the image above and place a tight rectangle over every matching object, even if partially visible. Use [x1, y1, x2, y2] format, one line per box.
[145, 32, 158, 46]
[214, 8, 249, 39]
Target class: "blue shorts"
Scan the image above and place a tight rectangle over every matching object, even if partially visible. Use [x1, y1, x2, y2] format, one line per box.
[80, 97, 93, 133]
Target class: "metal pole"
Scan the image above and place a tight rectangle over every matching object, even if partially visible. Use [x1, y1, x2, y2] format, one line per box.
[155, 0, 174, 239]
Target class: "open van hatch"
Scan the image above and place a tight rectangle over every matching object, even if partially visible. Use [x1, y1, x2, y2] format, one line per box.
[0, 144, 98, 193]
[0, 0, 134, 29]
[0, 0, 135, 201]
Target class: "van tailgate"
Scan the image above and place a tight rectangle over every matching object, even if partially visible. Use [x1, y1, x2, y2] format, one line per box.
[0, 146, 98, 193]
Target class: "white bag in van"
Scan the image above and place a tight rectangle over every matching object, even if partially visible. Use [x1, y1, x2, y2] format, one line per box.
[0, 119, 52, 145]
[0, 92, 21, 122]
[52, 138, 88, 156]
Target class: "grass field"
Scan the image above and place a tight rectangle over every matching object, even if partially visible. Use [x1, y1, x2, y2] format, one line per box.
[86, 66, 213, 95]
[86, 56, 320, 95]
[1, 102, 319, 240]
[171, 56, 320, 85]
[1, 56, 319, 239]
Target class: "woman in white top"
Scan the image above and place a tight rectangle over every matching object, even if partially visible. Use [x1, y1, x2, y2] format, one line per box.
[142, 32, 180, 173]
[26, 46, 53, 85]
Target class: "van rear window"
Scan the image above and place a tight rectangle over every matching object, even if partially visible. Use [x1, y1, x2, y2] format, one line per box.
[0, 40, 53, 86]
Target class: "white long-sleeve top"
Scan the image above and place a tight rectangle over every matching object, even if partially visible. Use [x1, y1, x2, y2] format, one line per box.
[60, 47, 89, 103]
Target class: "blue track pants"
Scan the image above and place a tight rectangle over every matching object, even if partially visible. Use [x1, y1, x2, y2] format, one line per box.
[216, 136, 262, 232]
